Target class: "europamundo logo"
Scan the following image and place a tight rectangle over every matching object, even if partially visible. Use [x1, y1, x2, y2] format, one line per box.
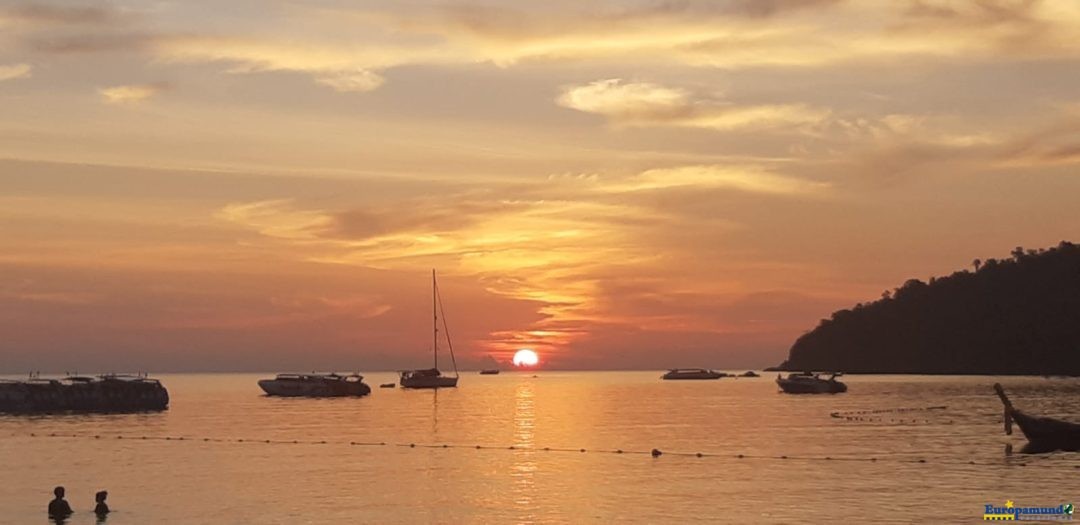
[983, 501, 1074, 521]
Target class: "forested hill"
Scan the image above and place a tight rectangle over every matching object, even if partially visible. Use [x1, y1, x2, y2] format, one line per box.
[776, 241, 1080, 375]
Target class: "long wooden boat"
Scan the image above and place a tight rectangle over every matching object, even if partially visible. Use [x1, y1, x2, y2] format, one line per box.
[0, 374, 169, 413]
[993, 383, 1080, 452]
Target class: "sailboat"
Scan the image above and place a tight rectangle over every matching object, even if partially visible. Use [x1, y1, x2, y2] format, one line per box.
[400, 270, 460, 389]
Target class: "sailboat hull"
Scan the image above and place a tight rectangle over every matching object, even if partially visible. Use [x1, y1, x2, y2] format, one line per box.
[400, 375, 458, 389]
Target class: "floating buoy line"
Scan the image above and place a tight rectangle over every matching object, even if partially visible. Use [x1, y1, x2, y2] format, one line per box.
[10, 431, 1080, 471]
[831, 405, 954, 425]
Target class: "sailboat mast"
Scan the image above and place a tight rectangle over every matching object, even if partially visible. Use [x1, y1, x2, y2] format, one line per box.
[427, 268, 432, 367]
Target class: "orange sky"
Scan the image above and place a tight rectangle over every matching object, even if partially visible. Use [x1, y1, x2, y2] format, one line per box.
[3, 0, 1080, 371]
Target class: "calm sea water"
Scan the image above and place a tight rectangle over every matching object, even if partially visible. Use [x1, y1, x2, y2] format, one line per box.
[1, 372, 1077, 524]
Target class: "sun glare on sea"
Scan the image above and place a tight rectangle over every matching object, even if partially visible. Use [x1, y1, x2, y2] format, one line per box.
[512, 349, 539, 367]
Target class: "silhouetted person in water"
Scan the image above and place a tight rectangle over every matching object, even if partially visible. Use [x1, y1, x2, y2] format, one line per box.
[94, 490, 110, 519]
[48, 486, 73, 521]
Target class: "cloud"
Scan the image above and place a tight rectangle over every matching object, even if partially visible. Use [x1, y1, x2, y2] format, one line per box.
[721, 0, 844, 18]
[557, 79, 693, 120]
[314, 70, 385, 93]
[98, 82, 168, 104]
[216, 199, 334, 240]
[0, 63, 31, 81]
[609, 165, 829, 195]
[2, 4, 123, 26]
[30, 33, 154, 53]
[152, 36, 455, 93]
[558, 79, 828, 131]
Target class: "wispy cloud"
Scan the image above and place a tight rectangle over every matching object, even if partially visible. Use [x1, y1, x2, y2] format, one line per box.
[0, 63, 31, 81]
[30, 33, 154, 53]
[314, 70, 384, 93]
[558, 79, 828, 131]
[1, 4, 124, 26]
[98, 82, 168, 104]
[153, 36, 450, 93]
[609, 165, 830, 195]
[216, 199, 334, 240]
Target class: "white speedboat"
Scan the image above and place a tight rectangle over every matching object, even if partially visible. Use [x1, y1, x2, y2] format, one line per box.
[258, 373, 371, 397]
[661, 368, 727, 380]
[400, 270, 460, 389]
[776, 372, 846, 394]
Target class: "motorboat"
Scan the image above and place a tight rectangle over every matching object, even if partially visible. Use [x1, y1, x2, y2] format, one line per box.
[258, 373, 371, 397]
[776, 372, 847, 394]
[400, 270, 460, 389]
[661, 368, 727, 380]
[0, 373, 169, 413]
[740, 371, 760, 377]
[479, 369, 500, 375]
[994, 383, 1080, 451]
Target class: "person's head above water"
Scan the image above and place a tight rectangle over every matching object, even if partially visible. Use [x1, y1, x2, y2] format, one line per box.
[96, 490, 108, 503]
[53, 486, 65, 499]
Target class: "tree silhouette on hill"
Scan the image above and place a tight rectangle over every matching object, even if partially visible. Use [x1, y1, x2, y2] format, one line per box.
[776, 241, 1080, 375]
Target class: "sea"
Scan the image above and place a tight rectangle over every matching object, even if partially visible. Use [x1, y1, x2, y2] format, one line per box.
[1, 372, 1077, 524]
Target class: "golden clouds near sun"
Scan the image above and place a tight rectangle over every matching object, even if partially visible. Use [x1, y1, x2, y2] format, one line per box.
[512, 349, 539, 367]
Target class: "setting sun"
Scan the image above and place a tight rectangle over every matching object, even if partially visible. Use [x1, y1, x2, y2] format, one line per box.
[512, 349, 539, 367]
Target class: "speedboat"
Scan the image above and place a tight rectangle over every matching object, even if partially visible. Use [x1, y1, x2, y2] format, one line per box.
[661, 368, 727, 380]
[400, 270, 460, 389]
[258, 373, 371, 397]
[776, 372, 846, 394]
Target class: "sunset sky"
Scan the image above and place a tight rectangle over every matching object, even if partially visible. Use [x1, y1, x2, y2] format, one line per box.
[3, 0, 1080, 372]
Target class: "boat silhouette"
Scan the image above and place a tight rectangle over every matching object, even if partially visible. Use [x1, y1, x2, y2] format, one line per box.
[994, 383, 1080, 452]
[400, 270, 459, 389]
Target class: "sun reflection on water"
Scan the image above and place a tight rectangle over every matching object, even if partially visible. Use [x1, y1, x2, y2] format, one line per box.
[511, 380, 537, 520]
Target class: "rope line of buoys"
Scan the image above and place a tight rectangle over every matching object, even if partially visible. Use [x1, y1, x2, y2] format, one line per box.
[831, 406, 948, 418]
[9, 432, 1080, 470]
[831, 405, 954, 425]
